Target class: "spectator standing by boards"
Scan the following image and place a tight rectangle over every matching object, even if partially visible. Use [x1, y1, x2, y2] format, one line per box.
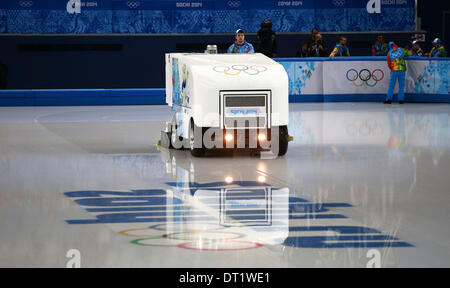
[428, 38, 447, 57]
[411, 40, 424, 56]
[227, 29, 255, 54]
[307, 28, 319, 50]
[256, 20, 277, 58]
[330, 36, 350, 57]
[296, 42, 310, 57]
[404, 35, 416, 51]
[308, 33, 328, 57]
[385, 41, 412, 104]
[372, 34, 388, 56]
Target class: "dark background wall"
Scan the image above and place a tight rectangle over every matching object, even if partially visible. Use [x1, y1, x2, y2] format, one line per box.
[0, 0, 448, 90]
[0, 32, 422, 90]
[417, 0, 450, 52]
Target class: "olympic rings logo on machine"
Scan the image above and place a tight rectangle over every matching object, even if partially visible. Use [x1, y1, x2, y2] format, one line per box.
[346, 68, 384, 87]
[212, 65, 268, 76]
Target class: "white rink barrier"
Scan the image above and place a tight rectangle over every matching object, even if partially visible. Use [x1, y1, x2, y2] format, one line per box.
[276, 56, 450, 103]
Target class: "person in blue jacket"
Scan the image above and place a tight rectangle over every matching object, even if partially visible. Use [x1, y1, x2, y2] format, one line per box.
[329, 36, 350, 57]
[228, 29, 255, 54]
[428, 38, 447, 57]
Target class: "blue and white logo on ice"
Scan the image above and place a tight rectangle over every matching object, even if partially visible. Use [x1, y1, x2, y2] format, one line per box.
[64, 181, 413, 249]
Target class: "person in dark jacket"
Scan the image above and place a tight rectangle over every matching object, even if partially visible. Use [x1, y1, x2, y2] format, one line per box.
[306, 27, 319, 51]
[308, 33, 328, 57]
[411, 40, 424, 56]
[0, 60, 7, 89]
[296, 42, 309, 57]
[404, 35, 416, 51]
[256, 20, 277, 58]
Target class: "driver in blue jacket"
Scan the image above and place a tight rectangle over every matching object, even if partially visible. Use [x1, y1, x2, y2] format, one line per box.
[228, 29, 255, 54]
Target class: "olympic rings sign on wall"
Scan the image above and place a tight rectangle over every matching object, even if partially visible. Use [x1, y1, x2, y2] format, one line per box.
[212, 65, 268, 76]
[346, 68, 384, 87]
[227, 1, 241, 8]
[332, 0, 345, 7]
[126, 1, 141, 9]
[19, 0, 34, 8]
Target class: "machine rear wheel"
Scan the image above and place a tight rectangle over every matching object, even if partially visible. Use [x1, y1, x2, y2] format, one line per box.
[272, 125, 289, 156]
[278, 126, 289, 156]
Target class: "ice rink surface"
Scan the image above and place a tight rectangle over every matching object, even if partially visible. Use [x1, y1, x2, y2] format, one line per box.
[0, 103, 449, 268]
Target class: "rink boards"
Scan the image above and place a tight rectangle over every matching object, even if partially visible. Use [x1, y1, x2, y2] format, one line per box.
[0, 57, 448, 106]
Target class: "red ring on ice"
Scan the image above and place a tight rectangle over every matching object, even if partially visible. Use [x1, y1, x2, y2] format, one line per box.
[177, 240, 264, 251]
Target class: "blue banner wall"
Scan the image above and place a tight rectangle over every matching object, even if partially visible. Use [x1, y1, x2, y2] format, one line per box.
[1, 0, 415, 34]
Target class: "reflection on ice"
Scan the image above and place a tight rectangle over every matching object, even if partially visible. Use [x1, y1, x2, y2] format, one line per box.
[160, 148, 290, 246]
[64, 147, 413, 254]
[0, 104, 449, 267]
[289, 105, 449, 149]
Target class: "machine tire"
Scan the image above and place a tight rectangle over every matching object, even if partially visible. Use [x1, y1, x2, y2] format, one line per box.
[170, 116, 184, 150]
[272, 125, 289, 156]
[189, 119, 206, 157]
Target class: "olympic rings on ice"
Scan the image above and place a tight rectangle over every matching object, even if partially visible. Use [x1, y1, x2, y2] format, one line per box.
[212, 65, 268, 76]
[177, 240, 264, 251]
[130, 237, 185, 247]
[149, 223, 226, 232]
[346, 68, 384, 87]
[119, 227, 166, 238]
[346, 119, 384, 136]
[165, 231, 245, 241]
[125, 226, 265, 251]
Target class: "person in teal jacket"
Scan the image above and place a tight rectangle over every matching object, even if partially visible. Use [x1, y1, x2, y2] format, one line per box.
[372, 34, 388, 56]
[329, 36, 350, 57]
[428, 38, 447, 57]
